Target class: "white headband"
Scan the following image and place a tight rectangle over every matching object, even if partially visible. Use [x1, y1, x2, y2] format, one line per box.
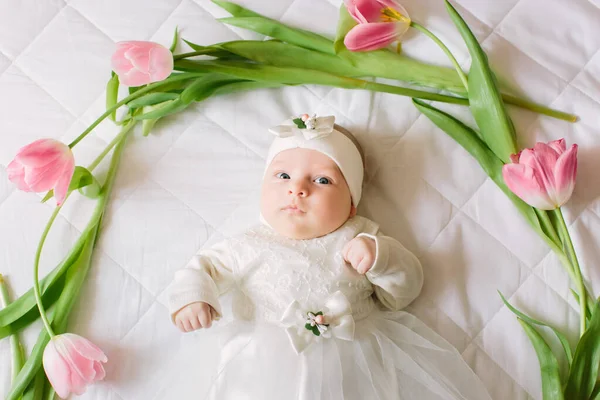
[265, 114, 364, 206]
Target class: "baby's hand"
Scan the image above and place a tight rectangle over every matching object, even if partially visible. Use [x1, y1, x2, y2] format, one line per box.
[174, 301, 214, 333]
[342, 236, 376, 274]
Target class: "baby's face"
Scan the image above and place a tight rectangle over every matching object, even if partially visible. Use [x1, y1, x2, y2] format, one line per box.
[260, 148, 356, 240]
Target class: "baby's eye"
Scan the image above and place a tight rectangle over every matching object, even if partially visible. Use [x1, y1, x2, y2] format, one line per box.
[314, 177, 330, 185]
[276, 172, 290, 179]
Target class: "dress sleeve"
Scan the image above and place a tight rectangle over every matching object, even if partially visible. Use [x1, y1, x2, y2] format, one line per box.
[167, 239, 237, 322]
[357, 231, 424, 311]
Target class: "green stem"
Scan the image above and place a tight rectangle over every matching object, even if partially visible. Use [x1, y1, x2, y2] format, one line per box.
[67, 72, 204, 149]
[87, 120, 136, 172]
[32, 204, 66, 338]
[555, 208, 587, 335]
[411, 21, 469, 91]
[501, 93, 578, 123]
[0, 274, 26, 385]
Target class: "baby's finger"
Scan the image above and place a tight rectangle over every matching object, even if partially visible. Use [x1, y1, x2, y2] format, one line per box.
[357, 256, 373, 274]
[176, 319, 185, 332]
[190, 316, 200, 330]
[341, 241, 352, 261]
[182, 319, 193, 332]
[199, 310, 212, 328]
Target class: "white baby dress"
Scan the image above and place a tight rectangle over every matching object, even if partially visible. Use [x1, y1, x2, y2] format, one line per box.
[167, 216, 491, 400]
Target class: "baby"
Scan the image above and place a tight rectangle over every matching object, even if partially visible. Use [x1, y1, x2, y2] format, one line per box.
[167, 115, 491, 400]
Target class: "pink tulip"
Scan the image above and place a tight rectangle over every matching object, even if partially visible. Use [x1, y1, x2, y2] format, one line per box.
[111, 41, 174, 87]
[7, 139, 75, 206]
[502, 139, 578, 210]
[43, 334, 108, 399]
[343, 0, 411, 51]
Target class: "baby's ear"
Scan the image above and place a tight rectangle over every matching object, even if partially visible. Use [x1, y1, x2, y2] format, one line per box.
[349, 204, 357, 218]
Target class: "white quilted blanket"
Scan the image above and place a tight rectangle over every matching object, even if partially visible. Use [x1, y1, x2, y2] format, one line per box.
[1, 0, 600, 399]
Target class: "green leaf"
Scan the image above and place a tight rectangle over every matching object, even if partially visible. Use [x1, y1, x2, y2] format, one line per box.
[564, 298, 600, 399]
[445, 0, 517, 163]
[517, 319, 564, 400]
[170, 26, 179, 53]
[134, 98, 188, 120]
[40, 191, 53, 203]
[212, 0, 335, 54]
[69, 166, 100, 199]
[412, 99, 553, 246]
[591, 381, 600, 400]
[106, 73, 119, 122]
[212, 0, 262, 17]
[174, 60, 471, 106]
[0, 274, 66, 340]
[217, 16, 335, 54]
[499, 291, 573, 366]
[212, 80, 285, 96]
[216, 41, 362, 77]
[179, 74, 243, 105]
[127, 92, 180, 109]
[292, 118, 306, 129]
[6, 126, 128, 400]
[338, 48, 466, 93]
[40, 167, 102, 202]
[21, 367, 46, 400]
[0, 275, 27, 384]
[570, 289, 593, 322]
[0, 188, 108, 335]
[0, 246, 82, 332]
[181, 39, 246, 60]
[6, 228, 99, 400]
[334, 5, 357, 54]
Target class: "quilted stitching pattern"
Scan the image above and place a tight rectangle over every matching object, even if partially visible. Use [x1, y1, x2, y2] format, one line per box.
[1, 0, 599, 398]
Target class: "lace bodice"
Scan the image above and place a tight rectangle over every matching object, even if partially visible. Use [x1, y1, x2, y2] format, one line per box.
[225, 217, 379, 323]
[168, 215, 424, 327]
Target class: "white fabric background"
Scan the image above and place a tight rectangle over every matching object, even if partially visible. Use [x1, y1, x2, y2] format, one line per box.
[1, 0, 599, 399]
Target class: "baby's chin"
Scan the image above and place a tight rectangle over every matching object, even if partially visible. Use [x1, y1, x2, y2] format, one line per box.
[267, 214, 346, 240]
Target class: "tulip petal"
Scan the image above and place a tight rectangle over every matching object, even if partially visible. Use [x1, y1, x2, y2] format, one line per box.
[353, 0, 385, 23]
[125, 45, 151, 74]
[343, 0, 363, 23]
[54, 339, 95, 394]
[518, 146, 558, 201]
[93, 361, 107, 381]
[111, 46, 134, 75]
[121, 68, 152, 87]
[43, 341, 73, 399]
[24, 159, 67, 192]
[548, 138, 566, 155]
[64, 333, 108, 363]
[6, 160, 31, 191]
[553, 144, 578, 206]
[503, 163, 556, 210]
[15, 139, 65, 167]
[54, 157, 75, 206]
[148, 46, 174, 82]
[344, 22, 408, 51]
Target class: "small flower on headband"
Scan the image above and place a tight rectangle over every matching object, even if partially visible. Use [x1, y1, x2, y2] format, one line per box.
[270, 114, 336, 140]
[294, 114, 318, 130]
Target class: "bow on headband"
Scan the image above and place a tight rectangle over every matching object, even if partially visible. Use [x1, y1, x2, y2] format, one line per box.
[280, 291, 355, 354]
[269, 114, 336, 141]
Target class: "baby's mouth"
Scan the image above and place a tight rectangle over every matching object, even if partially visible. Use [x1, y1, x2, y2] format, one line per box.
[282, 204, 305, 213]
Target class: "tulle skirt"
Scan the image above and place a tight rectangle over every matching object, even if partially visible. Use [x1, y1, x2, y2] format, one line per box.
[196, 310, 491, 400]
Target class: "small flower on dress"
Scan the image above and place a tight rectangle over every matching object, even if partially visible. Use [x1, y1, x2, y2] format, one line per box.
[305, 311, 330, 336]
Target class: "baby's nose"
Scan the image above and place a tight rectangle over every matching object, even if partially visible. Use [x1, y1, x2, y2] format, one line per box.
[288, 182, 308, 197]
